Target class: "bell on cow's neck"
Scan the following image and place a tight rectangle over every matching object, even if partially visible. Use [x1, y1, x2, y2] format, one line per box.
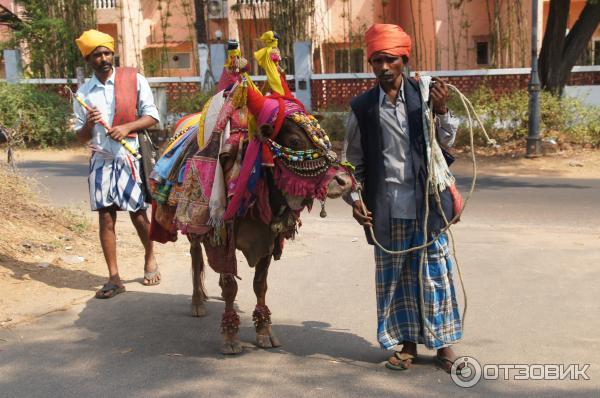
[319, 200, 327, 218]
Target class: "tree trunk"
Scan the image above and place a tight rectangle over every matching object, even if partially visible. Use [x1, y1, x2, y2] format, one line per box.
[194, 0, 207, 44]
[539, 0, 600, 95]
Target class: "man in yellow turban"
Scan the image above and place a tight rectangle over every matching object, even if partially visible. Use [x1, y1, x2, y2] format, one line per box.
[342, 24, 464, 374]
[73, 29, 162, 298]
[75, 29, 115, 58]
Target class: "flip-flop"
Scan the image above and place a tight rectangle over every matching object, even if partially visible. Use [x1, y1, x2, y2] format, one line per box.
[385, 352, 416, 371]
[143, 267, 161, 286]
[95, 282, 126, 299]
[435, 355, 462, 374]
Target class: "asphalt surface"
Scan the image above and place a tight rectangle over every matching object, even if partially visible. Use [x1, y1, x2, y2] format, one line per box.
[1, 156, 599, 397]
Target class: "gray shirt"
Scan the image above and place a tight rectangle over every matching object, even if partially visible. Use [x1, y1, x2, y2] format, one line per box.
[343, 83, 459, 219]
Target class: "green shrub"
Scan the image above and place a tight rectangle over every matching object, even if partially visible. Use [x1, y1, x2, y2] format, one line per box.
[0, 83, 74, 147]
[448, 86, 600, 147]
[318, 110, 348, 142]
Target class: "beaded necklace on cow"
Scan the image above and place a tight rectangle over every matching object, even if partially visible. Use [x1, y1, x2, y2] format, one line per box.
[267, 112, 338, 178]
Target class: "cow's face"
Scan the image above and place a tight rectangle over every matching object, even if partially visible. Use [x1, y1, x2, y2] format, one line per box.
[259, 117, 354, 205]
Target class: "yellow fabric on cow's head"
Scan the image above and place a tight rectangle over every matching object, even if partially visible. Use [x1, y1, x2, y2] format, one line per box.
[253, 31, 285, 96]
[76, 29, 115, 57]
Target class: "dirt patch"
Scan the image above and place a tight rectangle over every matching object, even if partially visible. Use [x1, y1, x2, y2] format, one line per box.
[0, 162, 156, 327]
[452, 146, 600, 179]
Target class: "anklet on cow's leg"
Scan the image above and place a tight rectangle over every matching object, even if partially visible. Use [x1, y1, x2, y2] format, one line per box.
[221, 309, 240, 335]
[253, 304, 281, 348]
[252, 304, 272, 330]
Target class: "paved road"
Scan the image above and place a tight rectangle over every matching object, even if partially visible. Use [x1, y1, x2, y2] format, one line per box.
[1, 157, 599, 397]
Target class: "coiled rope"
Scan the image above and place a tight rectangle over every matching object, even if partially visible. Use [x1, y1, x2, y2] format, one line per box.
[357, 83, 496, 344]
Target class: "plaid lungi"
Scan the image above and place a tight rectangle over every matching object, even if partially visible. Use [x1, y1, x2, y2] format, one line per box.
[88, 153, 147, 212]
[375, 218, 462, 349]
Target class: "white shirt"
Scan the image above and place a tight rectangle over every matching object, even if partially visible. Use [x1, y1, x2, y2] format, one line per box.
[73, 69, 160, 158]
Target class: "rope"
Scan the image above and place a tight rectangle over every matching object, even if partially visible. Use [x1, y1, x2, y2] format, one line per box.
[357, 83, 495, 345]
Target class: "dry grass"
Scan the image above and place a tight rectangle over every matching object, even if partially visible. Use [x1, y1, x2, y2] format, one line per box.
[0, 163, 92, 260]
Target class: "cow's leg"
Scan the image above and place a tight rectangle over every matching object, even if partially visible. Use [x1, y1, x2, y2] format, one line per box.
[253, 255, 281, 348]
[189, 236, 207, 317]
[220, 274, 242, 354]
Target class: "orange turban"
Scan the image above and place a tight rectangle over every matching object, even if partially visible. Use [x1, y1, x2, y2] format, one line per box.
[75, 29, 115, 57]
[365, 24, 411, 60]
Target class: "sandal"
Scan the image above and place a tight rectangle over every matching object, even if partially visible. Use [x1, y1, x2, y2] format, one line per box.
[385, 351, 416, 371]
[143, 267, 161, 286]
[95, 282, 126, 299]
[435, 355, 463, 374]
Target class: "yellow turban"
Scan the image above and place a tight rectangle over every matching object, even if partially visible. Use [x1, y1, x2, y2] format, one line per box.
[75, 29, 115, 57]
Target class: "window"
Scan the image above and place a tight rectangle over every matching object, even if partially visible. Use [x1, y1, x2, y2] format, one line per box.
[594, 40, 600, 66]
[476, 41, 489, 65]
[334, 48, 364, 73]
[167, 53, 191, 69]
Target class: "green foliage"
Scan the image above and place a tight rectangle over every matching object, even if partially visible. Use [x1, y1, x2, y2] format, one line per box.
[167, 89, 214, 115]
[0, 83, 74, 147]
[7, 0, 96, 78]
[448, 86, 600, 147]
[316, 106, 349, 142]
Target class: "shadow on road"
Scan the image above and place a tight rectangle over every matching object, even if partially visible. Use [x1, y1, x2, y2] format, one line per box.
[1, 291, 598, 397]
[0, 254, 105, 292]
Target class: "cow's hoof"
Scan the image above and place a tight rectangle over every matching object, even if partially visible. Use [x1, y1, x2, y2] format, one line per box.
[256, 332, 281, 348]
[191, 302, 207, 317]
[221, 337, 242, 355]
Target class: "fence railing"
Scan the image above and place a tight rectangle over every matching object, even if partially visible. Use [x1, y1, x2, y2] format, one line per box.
[94, 0, 117, 9]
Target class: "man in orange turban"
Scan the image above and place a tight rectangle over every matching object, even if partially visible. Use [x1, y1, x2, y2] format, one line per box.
[365, 23, 412, 61]
[343, 24, 464, 374]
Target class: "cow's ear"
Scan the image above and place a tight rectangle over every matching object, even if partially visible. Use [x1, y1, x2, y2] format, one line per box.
[257, 123, 274, 140]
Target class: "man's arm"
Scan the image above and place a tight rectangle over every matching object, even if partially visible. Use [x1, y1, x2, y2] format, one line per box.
[342, 110, 372, 227]
[435, 112, 459, 148]
[73, 99, 101, 144]
[430, 77, 459, 148]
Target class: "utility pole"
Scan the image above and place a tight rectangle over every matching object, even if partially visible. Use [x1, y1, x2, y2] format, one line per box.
[526, 0, 542, 158]
[194, 0, 212, 89]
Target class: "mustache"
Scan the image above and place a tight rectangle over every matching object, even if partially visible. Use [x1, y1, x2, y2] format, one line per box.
[99, 62, 112, 68]
[377, 72, 394, 79]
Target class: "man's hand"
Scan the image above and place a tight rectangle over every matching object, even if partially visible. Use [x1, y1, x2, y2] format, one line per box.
[430, 77, 449, 115]
[85, 107, 103, 127]
[352, 200, 373, 227]
[107, 125, 131, 141]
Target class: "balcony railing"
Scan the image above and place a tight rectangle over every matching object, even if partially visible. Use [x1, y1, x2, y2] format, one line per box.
[94, 0, 117, 9]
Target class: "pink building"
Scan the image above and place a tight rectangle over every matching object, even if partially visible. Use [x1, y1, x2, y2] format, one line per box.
[93, 0, 599, 76]
[2, 0, 599, 78]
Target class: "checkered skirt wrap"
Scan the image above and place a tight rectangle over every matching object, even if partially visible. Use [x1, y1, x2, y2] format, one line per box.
[88, 154, 147, 212]
[375, 218, 462, 349]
